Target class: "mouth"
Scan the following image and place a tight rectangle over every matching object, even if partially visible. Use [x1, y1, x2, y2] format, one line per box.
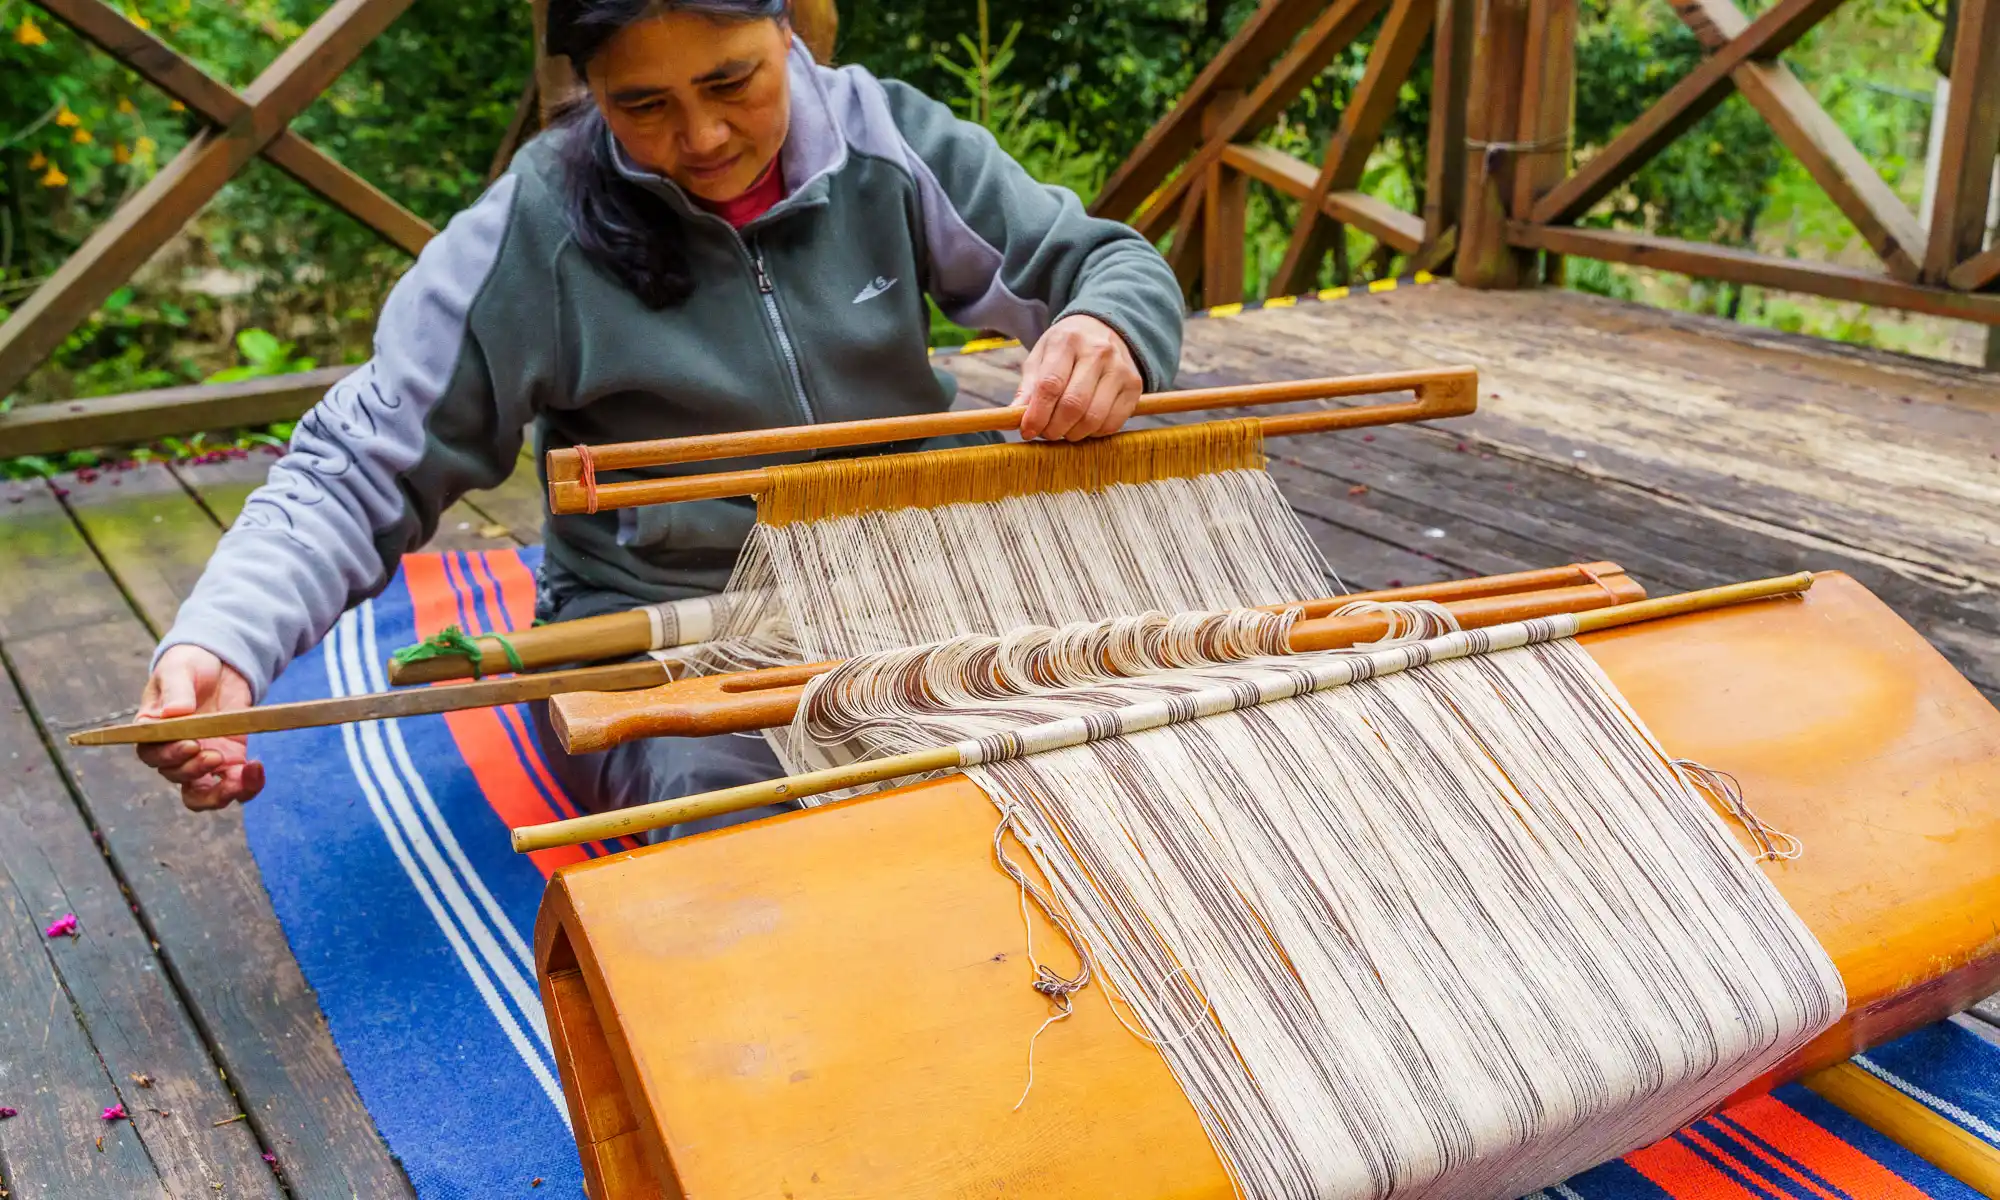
[681, 154, 742, 182]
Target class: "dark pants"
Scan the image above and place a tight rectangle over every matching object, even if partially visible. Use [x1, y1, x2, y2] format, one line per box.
[530, 559, 796, 842]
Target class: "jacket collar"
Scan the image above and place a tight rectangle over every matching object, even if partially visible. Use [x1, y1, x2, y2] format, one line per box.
[609, 40, 844, 230]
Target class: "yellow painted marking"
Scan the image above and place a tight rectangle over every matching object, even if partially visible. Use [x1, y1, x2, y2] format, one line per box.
[959, 337, 1021, 354]
[1206, 302, 1245, 318]
[1263, 295, 1298, 308]
[1317, 287, 1350, 301]
[1414, 270, 1436, 284]
[1368, 279, 1398, 293]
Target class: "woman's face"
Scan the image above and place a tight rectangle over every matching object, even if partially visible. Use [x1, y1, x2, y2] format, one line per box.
[589, 11, 793, 203]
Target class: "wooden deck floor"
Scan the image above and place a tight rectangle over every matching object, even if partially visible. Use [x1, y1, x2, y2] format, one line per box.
[1, 280, 1996, 1197]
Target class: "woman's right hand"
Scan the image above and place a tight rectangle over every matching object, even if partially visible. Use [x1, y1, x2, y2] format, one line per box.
[137, 645, 265, 811]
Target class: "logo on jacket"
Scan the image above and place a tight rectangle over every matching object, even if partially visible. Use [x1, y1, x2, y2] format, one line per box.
[853, 276, 898, 304]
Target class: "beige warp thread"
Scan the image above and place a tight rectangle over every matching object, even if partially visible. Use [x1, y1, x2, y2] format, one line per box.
[791, 610, 1846, 1200]
[688, 422, 1338, 676]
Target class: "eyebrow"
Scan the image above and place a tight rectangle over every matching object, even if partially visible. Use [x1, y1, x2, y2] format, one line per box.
[608, 57, 757, 104]
[693, 57, 757, 85]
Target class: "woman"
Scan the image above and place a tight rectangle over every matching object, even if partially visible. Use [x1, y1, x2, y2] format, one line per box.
[134, 0, 1185, 821]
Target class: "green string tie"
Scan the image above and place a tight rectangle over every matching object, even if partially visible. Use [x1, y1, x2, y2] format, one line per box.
[389, 624, 525, 677]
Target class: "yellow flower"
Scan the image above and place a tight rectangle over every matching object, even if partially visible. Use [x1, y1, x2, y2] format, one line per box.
[15, 15, 47, 44]
[118, 96, 137, 115]
[128, 9, 149, 28]
[113, 142, 131, 164]
[168, 99, 185, 112]
[40, 163, 68, 188]
[55, 105, 80, 128]
[134, 135, 157, 155]
[73, 127, 94, 145]
[28, 151, 46, 169]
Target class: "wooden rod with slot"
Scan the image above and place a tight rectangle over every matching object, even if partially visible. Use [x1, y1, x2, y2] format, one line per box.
[388, 560, 1631, 685]
[1801, 1061, 2000, 1196]
[545, 367, 1478, 514]
[513, 574, 1814, 853]
[70, 567, 1633, 748]
[548, 573, 1648, 754]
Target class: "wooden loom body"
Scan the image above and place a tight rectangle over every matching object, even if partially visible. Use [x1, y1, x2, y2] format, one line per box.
[533, 571, 2000, 1200]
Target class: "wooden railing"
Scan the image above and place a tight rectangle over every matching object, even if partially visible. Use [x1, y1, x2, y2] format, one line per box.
[1095, 0, 2000, 325]
[0, 0, 838, 458]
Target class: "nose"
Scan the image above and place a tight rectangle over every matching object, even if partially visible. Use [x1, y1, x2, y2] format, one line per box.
[682, 110, 732, 159]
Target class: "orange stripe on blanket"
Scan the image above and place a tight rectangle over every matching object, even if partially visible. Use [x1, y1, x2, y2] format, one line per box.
[1625, 1135, 1769, 1200]
[403, 552, 594, 877]
[1726, 1093, 1936, 1200]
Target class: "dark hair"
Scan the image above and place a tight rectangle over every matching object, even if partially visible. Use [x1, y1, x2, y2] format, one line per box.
[547, 0, 789, 308]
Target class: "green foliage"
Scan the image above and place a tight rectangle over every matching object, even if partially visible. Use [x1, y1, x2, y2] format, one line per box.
[205, 326, 316, 383]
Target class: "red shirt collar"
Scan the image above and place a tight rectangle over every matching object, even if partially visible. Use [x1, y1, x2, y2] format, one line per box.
[696, 159, 787, 229]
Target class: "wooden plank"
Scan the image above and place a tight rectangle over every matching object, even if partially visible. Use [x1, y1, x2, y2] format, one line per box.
[1507, 223, 2000, 324]
[1528, 0, 1850, 226]
[0, 485, 415, 1199]
[1165, 187, 1207, 300]
[1927, 0, 2000, 281]
[1133, 0, 1393, 240]
[1948, 241, 2000, 292]
[1273, 0, 1435, 293]
[1422, 0, 1474, 257]
[1201, 95, 1249, 306]
[261, 135, 433, 256]
[1511, 0, 1577, 227]
[61, 463, 224, 638]
[0, 660, 282, 1197]
[0, 858, 165, 1197]
[0, 367, 343, 461]
[1669, 0, 1925, 281]
[0, 0, 419, 397]
[489, 73, 541, 183]
[30, 0, 433, 257]
[1454, 0, 1534, 286]
[1091, 0, 1332, 223]
[1221, 146, 1426, 251]
[1326, 191, 1426, 252]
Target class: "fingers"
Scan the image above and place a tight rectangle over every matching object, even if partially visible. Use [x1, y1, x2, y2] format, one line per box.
[180, 759, 264, 812]
[1042, 353, 1106, 442]
[139, 645, 222, 719]
[137, 739, 201, 771]
[1017, 336, 1076, 441]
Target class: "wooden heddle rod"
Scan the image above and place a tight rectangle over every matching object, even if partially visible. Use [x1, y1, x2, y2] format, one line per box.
[68, 566, 1641, 748]
[511, 574, 1818, 852]
[544, 366, 1479, 514]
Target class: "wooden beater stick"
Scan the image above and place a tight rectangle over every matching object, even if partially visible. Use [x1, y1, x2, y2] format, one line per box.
[511, 573, 1816, 853]
[388, 560, 1628, 685]
[69, 567, 1610, 748]
[546, 367, 1478, 514]
[548, 574, 1648, 753]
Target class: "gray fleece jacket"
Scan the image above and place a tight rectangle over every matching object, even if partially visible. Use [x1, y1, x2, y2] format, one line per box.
[156, 43, 1185, 701]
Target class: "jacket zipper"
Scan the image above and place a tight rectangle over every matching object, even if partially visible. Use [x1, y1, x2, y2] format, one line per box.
[748, 239, 816, 426]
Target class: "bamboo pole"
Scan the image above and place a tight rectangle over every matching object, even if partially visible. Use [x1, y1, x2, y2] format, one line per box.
[548, 573, 1647, 753]
[74, 568, 1623, 747]
[545, 368, 1478, 514]
[510, 573, 1813, 852]
[388, 560, 1631, 685]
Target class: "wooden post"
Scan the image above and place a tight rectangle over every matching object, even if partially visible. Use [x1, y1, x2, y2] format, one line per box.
[1926, 0, 2000, 283]
[794, 0, 839, 62]
[1201, 92, 1249, 306]
[1454, 0, 1533, 287]
[1512, 0, 1576, 284]
[532, 0, 582, 122]
[1419, 0, 1474, 267]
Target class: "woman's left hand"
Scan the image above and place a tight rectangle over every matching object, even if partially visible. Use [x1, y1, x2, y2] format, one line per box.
[1015, 314, 1144, 442]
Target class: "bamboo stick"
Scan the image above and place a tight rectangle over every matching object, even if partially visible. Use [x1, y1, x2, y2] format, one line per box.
[74, 569, 1616, 747]
[388, 561, 1631, 685]
[548, 574, 1648, 753]
[546, 368, 1478, 514]
[510, 573, 1814, 852]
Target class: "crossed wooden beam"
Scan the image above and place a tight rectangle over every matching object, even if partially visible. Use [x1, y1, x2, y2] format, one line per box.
[1095, 0, 1999, 307]
[0, 0, 436, 399]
